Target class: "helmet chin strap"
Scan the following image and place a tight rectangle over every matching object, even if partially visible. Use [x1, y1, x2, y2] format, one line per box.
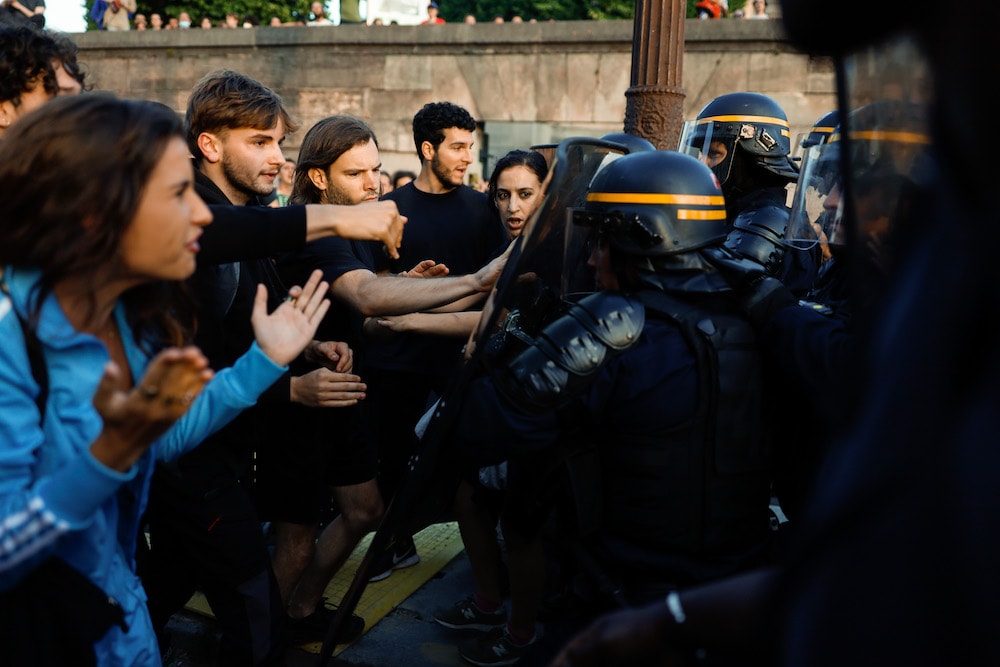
[724, 152, 789, 203]
[722, 150, 756, 198]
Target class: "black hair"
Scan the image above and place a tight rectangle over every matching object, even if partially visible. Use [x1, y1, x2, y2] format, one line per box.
[411, 101, 476, 160]
[392, 169, 417, 187]
[0, 26, 87, 106]
[487, 149, 549, 215]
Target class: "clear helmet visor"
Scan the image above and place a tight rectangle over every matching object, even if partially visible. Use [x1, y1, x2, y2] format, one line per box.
[678, 119, 736, 185]
[787, 141, 845, 251]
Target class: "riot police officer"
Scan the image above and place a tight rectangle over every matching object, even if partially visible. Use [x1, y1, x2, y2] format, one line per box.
[453, 148, 774, 665]
[550, 9, 992, 667]
[703, 99, 932, 523]
[680, 91, 817, 296]
[796, 109, 840, 156]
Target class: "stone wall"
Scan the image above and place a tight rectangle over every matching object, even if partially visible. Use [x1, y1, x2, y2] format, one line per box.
[73, 19, 835, 179]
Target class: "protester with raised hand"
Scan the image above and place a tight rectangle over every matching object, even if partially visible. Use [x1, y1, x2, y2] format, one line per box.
[0, 93, 329, 666]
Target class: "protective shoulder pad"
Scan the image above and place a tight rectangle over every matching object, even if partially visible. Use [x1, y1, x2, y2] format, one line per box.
[570, 291, 646, 351]
[725, 204, 790, 275]
[495, 293, 644, 411]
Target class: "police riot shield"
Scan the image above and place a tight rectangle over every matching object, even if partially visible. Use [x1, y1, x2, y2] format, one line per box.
[316, 137, 627, 663]
[825, 35, 932, 321]
[471, 138, 628, 360]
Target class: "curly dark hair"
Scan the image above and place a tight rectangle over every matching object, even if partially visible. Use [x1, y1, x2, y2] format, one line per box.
[411, 101, 477, 159]
[0, 25, 88, 107]
[0, 94, 196, 348]
[51, 30, 88, 91]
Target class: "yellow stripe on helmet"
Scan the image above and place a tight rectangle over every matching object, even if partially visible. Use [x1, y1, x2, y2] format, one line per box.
[677, 209, 728, 220]
[695, 114, 790, 128]
[586, 192, 725, 206]
[849, 130, 931, 145]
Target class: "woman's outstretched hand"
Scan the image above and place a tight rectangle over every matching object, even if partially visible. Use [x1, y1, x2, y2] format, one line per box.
[91, 346, 213, 471]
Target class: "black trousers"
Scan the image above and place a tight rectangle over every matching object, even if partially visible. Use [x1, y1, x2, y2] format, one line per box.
[138, 459, 286, 666]
[364, 367, 445, 506]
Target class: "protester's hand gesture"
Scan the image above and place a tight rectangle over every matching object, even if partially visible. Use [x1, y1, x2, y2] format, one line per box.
[305, 339, 353, 373]
[290, 367, 366, 408]
[401, 259, 450, 278]
[293, 339, 364, 407]
[91, 346, 213, 472]
[252, 269, 331, 367]
[330, 200, 407, 260]
[473, 242, 514, 292]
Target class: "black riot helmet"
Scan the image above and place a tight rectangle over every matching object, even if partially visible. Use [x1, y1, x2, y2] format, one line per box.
[599, 132, 657, 155]
[787, 99, 931, 256]
[800, 109, 840, 151]
[571, 150, 728, 257]
[679, 92, 799, 189]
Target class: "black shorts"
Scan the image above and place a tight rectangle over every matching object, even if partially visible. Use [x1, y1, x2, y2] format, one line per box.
[252, 401, 377, 524]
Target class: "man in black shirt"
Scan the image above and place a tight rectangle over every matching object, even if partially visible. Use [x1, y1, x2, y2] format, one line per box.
[272, 113, 509, 627]
[140, 70, 364, 663]
[369, 102, 508, 578]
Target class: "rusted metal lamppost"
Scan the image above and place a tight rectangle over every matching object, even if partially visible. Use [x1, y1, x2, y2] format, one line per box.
[624, 0, 687, 149]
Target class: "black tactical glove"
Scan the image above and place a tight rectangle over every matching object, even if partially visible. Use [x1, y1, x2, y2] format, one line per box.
[703, 245, 797, 327]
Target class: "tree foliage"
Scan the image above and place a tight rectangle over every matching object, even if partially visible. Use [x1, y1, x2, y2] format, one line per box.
[435, 0, 635, 22]
[88, 0, 732, 29]
[106, 0, 638, 26]
[107, 0, 315, 25]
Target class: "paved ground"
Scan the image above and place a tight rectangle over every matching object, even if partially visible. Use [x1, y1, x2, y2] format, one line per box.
[164, 549, 479, 667]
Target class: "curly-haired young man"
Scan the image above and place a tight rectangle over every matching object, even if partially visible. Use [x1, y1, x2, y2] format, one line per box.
[0, 25, 84, 135]
[369, 101, 508, 579]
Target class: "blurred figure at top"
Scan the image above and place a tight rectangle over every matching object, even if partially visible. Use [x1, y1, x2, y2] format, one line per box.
[422, 1, 444, 24]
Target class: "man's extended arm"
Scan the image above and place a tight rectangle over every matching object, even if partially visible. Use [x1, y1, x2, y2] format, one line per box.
[199, 201, 405, 265]
[363, 311, 481, 340]
[331, 250, 507, 317]
[333, 271, 485, 317]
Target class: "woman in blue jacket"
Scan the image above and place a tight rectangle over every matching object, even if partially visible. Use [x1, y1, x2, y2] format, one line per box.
[0, 93, 330, 666]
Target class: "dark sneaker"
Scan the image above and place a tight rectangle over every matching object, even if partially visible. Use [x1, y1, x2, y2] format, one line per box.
[367, 535, 420, 583]
[433, 595, 507, 632]
[459, 626, 536, 666]
[286, 605, 365, 646]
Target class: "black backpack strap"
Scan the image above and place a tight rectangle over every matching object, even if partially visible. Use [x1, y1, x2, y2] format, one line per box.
[0, 274, 48, 419]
